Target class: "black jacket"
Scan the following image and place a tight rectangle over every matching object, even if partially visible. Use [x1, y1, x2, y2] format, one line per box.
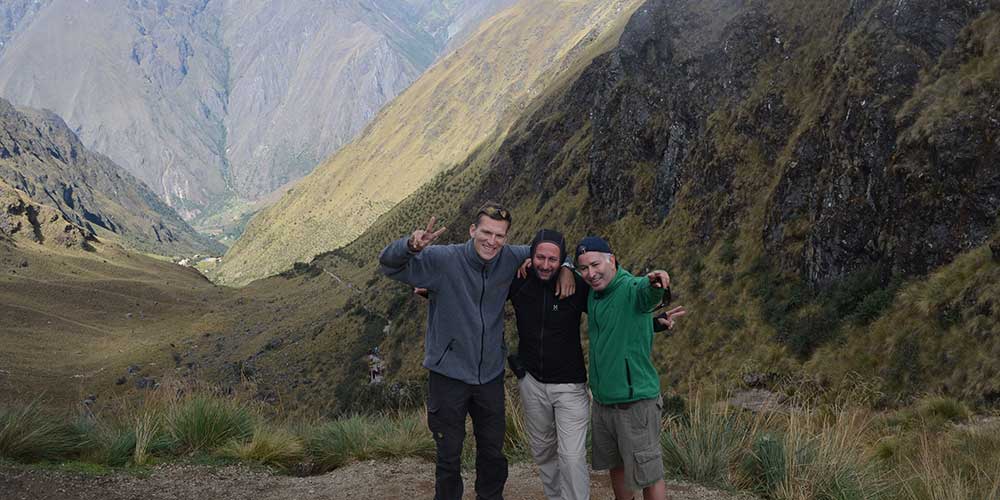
[508, 272, 588, 384]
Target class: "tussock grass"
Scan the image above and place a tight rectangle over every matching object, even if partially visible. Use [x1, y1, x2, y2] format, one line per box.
[914, 396, 971, 425]
[897, 420, 1000, 500]
[371, 413, 435, 460]
[740, 408, 891, 499]
[305, 411, 438, 472]
[7, 380, 1000, 500]
[661, 396, 764, 487]
[167, 395, 255, 453]
[220, 426, 305, 469]
[82, 423, 137, 467]
[0, 400, 79, 462]
[304, 415, 380, 472]
[132, 410, 163, 466]
[504, 387, 531, 460]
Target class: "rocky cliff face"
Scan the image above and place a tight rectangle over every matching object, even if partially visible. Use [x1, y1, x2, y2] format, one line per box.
[0, 0, 506, 220]
[465, 0, 999, 398]
[491, 0, 998, 287]
[0, 97, 221, 255]
[0, 179, 91, 250]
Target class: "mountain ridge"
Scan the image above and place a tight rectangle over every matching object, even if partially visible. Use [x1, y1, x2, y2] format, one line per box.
[0, 97, 221, 256]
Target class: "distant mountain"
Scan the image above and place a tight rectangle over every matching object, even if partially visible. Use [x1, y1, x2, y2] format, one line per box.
[216, 0, 645, 285]
[0, 97, 221, 256]
[0, 0, 509, 220]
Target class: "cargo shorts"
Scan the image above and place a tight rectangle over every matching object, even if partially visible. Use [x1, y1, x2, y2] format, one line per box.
[591, 395, 664, 491]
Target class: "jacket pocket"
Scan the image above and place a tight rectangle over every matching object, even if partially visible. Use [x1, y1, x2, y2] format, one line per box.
[434, 338, 456, 366]
[624, 357, 634, 400]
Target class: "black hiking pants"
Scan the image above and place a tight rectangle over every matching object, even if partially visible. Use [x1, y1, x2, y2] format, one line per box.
[427, 370, 508, 500]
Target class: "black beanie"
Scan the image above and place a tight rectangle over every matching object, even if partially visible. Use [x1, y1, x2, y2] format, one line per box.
[530, 229, 566, 263]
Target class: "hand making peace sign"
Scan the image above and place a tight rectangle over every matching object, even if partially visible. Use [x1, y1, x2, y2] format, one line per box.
[407, 216, 447, 252]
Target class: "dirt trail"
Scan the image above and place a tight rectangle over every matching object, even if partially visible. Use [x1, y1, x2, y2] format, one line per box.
[0, 459, 752, 500]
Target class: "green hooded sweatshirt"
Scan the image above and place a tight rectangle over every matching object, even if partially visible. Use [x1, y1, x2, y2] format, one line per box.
[587, 267, 664, 405]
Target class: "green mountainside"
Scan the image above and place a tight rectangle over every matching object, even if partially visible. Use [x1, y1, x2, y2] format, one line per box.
[203, 0, 999, 412]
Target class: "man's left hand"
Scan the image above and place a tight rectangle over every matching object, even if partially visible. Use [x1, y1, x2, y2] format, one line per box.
[647, 270, 670, 289]
[556, 267, 576, 299]
[517, 258, 531, 279]
[655, 306, 687, 330]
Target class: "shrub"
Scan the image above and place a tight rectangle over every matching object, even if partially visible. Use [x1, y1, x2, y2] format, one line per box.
[0, 401, 80, 462]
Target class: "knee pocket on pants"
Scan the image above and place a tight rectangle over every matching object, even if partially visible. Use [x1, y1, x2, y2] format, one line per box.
[632, 447, 663, 487]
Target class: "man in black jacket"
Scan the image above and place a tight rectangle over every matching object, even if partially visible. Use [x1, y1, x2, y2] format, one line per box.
[508, 230, 687, 500]
[508, 229, 590, 500]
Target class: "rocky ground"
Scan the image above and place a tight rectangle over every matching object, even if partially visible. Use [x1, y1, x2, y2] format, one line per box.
[0, 458, 752, 500]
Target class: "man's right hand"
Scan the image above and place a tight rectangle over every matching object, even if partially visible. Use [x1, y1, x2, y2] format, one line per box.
[408, 216, 447, 252]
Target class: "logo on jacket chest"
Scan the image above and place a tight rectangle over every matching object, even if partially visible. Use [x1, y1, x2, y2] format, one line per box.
[552, 304, 559, 312]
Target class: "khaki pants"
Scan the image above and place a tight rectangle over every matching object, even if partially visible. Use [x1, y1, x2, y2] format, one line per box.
[518, 372, 591, 500]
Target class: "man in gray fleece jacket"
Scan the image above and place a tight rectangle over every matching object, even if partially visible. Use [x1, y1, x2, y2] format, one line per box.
[379, 202, 571, 500]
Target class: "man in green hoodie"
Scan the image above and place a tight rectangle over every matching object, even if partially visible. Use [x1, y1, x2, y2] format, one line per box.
[574, 236, 671, 500]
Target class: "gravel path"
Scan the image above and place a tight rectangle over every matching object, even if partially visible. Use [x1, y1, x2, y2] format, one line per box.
[0, 459, 752, 500]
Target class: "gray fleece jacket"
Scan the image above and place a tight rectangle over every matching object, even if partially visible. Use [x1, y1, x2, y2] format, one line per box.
[379, 237, 530, 384]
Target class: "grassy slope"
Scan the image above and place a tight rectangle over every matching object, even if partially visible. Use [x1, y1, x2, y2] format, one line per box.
[0, 237, 231, 407]
[215, 0, 646, 286]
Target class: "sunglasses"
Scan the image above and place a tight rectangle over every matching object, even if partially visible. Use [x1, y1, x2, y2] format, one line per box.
[478, 206, 511, 222]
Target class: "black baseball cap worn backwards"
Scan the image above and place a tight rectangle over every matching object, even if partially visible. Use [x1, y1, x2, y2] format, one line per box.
[575, 236, 612, 260]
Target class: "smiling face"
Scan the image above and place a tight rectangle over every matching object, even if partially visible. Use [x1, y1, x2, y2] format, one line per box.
[577, 251, 616, 291]
[531, 242, 561, 281]
[469, 216, 509, 261]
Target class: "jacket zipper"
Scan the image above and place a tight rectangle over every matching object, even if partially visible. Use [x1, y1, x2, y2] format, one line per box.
[435, 339, 456, 366]
[478, 266, 487, 384]
[539, 288, 547, 380]
[592, 297, 600, 391]
[625, 358, 633, 400]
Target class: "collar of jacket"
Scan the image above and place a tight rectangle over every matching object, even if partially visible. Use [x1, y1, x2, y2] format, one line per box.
[594, 266, 629, 299]
[527, 268, 558, 290]
[463, 239, 496, 269]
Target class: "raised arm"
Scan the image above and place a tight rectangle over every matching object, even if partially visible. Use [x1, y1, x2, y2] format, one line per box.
[378, 216, 448, 288]
[634, 270, 669, 312]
